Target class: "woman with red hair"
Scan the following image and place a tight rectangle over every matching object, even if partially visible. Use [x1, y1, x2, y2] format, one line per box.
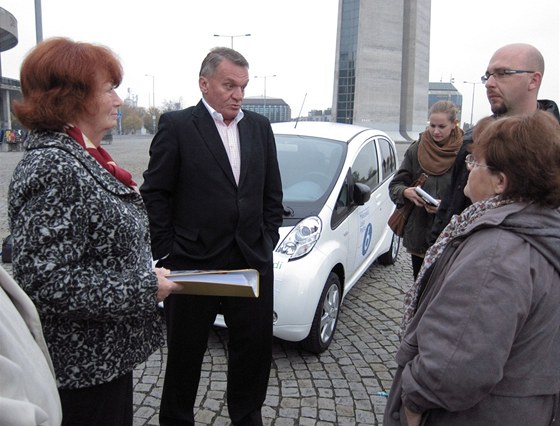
[9, 37, 179, 426]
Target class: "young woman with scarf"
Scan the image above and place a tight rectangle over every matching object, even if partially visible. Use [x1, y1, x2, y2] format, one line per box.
[389, 101, 463, 280]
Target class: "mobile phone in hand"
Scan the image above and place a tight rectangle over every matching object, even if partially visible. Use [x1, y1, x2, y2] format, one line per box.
[415, 186, 439, 207]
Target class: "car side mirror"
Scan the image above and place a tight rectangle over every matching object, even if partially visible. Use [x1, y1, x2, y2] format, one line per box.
[352, 182, 371, 205]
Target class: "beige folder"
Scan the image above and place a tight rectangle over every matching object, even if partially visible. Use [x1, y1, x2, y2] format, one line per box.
[167, 269, 260, 298]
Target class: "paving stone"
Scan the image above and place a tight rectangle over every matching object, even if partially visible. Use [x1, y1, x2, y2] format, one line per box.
[0, 136, 413, 425]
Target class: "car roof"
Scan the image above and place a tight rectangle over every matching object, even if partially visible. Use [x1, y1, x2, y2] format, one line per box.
[271, 121, 392, 144]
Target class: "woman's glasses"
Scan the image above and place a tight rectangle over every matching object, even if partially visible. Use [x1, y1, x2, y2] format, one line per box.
[465, 154, 495, 171]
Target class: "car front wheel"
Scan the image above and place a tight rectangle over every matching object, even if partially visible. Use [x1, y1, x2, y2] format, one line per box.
[301, 272, 341, 353]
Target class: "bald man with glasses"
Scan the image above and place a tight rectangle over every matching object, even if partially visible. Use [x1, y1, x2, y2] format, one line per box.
[429, 43, 560, 244]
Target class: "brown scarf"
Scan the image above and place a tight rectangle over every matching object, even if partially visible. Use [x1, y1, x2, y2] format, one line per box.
[66, 126, 137, 189]
[417, 127, 463, 176]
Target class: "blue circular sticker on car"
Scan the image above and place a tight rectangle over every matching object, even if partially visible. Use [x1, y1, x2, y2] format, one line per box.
[362, 223, 372, 255]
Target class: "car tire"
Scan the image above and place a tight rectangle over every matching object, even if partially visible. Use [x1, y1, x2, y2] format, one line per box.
[301, 272, 341, 354]
[378, 232, 400, 265]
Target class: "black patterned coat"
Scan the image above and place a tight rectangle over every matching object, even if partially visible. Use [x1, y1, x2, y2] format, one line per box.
[8, 131, 163, 389]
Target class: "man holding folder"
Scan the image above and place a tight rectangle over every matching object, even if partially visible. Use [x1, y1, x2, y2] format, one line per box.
[141, 47, 283, 426]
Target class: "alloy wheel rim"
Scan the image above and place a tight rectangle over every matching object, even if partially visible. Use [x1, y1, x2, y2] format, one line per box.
[319, 283, 340, 343]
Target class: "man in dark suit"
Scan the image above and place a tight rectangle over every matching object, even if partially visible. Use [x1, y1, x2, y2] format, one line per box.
[140, 47, 283, 426]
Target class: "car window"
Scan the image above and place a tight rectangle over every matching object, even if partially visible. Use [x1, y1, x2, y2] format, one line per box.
[350, 140, 379, 191]
[378, 137, 397, 180]
[275, 135, 344, 202]
[331, 169, 350, 228]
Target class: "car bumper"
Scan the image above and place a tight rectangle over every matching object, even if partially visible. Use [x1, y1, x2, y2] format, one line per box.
[270, 247, 334, 342]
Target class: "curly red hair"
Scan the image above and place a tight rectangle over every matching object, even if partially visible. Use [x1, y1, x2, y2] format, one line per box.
[13, 37, 123, 131]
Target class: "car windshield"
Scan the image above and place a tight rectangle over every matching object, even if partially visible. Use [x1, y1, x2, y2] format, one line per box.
[275, 134, 345, 202]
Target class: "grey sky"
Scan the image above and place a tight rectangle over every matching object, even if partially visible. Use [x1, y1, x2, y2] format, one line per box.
[1, 0, 558, 124]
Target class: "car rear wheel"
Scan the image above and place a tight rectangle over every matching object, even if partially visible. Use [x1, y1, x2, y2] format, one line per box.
[301, 272, 341, 353]
[378, 232, 400, 265]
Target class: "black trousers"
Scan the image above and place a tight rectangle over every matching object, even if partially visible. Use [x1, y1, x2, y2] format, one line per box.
[159, 247, 273, 426]
[59, 371, 133, 426]
[411, 254, 424, 281]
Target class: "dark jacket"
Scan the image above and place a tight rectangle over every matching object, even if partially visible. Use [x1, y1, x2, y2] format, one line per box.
[140, 102, 284, 273]
[389, 139, 454, 255]
[429, 99, 560, 244]
[385, 203, 560, 425]
[8, 131, 163, 389]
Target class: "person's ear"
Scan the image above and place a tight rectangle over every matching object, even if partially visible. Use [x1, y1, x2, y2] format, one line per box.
[199, 76, 208, 94]
[494, 171, 508, 195]
[528, 71, 542, 91]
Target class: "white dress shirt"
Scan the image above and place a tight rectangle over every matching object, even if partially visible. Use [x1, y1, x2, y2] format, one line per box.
[202, 98, 244, 184]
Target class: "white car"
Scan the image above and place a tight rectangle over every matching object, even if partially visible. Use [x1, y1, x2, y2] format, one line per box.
[269, 121, 400, 353]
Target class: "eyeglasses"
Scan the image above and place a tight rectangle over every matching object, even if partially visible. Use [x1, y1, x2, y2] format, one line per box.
[481, 69, 535, 83]
[465, 154, 494, 171]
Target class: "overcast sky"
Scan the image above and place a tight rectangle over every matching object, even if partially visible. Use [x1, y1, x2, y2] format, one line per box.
[1, 0, 558, 124]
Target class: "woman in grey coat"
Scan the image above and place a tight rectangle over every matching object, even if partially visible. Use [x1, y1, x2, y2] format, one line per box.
[8, 37, 179, 426]
[385, 111, 560, 425]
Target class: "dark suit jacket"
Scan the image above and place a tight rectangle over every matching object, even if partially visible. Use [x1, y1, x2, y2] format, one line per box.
[140, 101, 283, 273]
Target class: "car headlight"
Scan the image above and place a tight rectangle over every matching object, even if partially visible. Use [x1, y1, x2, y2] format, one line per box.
[275, 216, 322, 260]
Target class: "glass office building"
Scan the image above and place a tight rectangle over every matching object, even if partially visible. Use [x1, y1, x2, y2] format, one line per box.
[332, 0, 431, 141]
[428, 82, 463, 122]
[334, 0, 359, 124]
[243, 97, 292, 123]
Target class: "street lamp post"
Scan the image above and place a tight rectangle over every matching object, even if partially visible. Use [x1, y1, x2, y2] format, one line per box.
[464, 80, 482, 128]
[145, 74, 156, 134]
[254, 74, 276, 119]
[213, 33, 251, 49]
[34, 0, 43, 43]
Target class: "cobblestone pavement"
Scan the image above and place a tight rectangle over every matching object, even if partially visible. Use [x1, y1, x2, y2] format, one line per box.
[0, 136, 413, 425]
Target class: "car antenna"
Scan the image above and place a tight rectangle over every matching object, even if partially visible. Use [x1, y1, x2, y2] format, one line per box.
[294, 93, 307, 129]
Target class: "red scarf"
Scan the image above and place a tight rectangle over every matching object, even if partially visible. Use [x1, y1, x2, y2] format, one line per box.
[66, 127, 137, 189]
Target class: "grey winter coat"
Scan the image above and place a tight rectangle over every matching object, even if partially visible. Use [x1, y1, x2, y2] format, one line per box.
[8, 131, 163, 389]
[389, 140, 454, 255]
[384, 202, 560, 425]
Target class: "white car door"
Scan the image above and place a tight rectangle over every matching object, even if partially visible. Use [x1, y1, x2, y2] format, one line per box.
[375, 136, 399, 235]
[345, 139, 382, 278]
